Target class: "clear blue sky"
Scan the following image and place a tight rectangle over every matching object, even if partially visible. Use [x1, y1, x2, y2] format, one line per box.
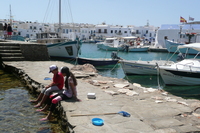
[1, 0, 199, 27]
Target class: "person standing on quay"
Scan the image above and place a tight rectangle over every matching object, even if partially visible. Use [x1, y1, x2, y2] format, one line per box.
[30, 65, 64, 108]
[7, 24, 13, 39]
[3, 23, 7, 39]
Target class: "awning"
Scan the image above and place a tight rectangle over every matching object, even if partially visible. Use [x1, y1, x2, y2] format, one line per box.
[122, 36, 137, 39]
[178, 43, 200, 52]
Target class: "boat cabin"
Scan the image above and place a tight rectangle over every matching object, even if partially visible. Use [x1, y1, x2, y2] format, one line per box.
[36, 32, 66, 43]
[179, 33, 200, 44]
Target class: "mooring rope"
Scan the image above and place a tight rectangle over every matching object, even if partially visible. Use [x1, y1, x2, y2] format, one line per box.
[156, 63, 162, 90]
[109, 61, 120, 72]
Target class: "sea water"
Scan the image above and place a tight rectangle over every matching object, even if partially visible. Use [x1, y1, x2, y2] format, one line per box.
[77, 43, 200, 100]
[0, 69, 64, 133]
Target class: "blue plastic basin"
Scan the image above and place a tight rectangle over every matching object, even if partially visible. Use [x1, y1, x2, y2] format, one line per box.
[92, 118, 104, 126]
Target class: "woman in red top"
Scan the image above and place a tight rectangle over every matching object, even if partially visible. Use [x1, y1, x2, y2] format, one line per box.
[30, 65, 64, 108]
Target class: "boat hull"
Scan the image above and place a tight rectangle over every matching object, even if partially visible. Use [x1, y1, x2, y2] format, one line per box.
[46, 41, 80, 59]
[128, 46, 149, 52]
[120, 60, 173, 75]
[165, 40, 199, 54]
[97, 43, 123, 51]
[77, 57, 119, 66]
[159, 67, 200, 85]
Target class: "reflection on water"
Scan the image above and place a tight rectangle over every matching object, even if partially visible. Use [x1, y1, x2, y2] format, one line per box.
[96, 64, 122, 78]
[124, 75, 162, 89]
[164, 85, 200, 100]
[0, 69, 64, 133]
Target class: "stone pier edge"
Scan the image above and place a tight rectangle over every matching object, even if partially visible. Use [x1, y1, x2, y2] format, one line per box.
[1, 62, 72, 133]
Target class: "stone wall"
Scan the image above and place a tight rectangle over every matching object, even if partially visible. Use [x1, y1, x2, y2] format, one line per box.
[19, 43, 50, 61]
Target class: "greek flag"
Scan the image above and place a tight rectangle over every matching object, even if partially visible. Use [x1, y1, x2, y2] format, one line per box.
[189, 16, 194, 21]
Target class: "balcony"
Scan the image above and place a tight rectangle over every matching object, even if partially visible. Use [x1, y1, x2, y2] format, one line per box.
[115, 32, 122, 35]
[95, 32, 107, 34]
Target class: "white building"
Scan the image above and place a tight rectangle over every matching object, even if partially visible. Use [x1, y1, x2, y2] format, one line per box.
[0, 18, 158, 43]
[80, 24, 95, 41]
[16, 21, 43, 39]
[94, 22, 158, 42]
[59, 23, 95, 41]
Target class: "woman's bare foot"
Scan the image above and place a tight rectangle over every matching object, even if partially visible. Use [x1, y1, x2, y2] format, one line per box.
[34, 104, 41, 108]
[29, 100, 38, 103]
[39, 117, 48, 121]
[36, 109, 47, 112]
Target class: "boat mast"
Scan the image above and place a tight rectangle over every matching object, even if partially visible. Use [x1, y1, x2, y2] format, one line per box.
[9, 4, 12, 26]
[58, 0, 61, 38]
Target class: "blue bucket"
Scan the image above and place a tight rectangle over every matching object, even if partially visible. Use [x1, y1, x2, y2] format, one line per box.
[92, 118, 104, 126]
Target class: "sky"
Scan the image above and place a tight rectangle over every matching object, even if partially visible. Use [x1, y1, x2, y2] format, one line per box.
[1, 0, 200, 27]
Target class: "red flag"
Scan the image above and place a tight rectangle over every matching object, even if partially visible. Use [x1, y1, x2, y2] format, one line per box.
[180, 16, 187, 23]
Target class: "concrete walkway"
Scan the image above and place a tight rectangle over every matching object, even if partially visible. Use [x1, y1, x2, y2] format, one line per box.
[3, 61, 200, 133]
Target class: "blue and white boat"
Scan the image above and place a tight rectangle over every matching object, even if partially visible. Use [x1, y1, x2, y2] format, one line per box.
[76, 52, 121, 66]
[165, 32, 200, 55]
[96, 37, 124, 51]
[77, 57, 119, 66]
[37, 32, 81, 59]
[120, 59, 173, 75]
[128, 45, 149, 52]
[97, 36, 149, 52]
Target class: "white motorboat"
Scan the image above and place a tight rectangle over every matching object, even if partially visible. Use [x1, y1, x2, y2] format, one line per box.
[128, 45, 149, 52]
[120, 59, 173, 75]
[159, 43, 200, 85]
[121, 36, 149, 52]
[97, 36, 149, 52]
[96, 37, 124, 51]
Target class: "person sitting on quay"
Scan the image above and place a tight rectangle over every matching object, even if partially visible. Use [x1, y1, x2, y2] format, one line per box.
[37, 66, 81, 121]
[30, 65, 64, 108]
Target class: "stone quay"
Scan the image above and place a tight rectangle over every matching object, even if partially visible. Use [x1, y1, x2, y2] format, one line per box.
[1, 40, 200, 133]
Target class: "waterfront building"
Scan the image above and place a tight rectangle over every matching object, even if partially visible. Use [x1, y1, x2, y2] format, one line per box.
[0, 18, 158, 44]
[59, 23, 95, 41]
[94, 22, 158, 42]
[17, 21, 44, 40]
[80, 24, 96, 41]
